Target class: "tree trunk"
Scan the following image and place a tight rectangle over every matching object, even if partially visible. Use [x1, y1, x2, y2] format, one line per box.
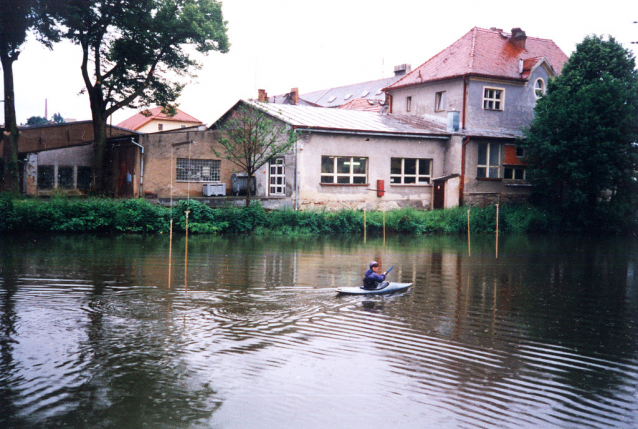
[87, 84, 109, 194]
[1, 52, 20, 193]
[245, 174, 252, 207]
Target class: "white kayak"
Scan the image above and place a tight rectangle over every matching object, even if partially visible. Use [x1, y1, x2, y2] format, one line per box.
[335, 282, 412, 295]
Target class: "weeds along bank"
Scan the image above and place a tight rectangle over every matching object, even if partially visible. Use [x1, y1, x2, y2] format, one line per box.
[0, 196, 558, 235]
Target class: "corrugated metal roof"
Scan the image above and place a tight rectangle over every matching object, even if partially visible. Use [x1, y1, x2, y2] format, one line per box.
[248, 101, 449, 136]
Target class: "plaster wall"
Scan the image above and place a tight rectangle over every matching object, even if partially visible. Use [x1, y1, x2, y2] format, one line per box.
[136, 120, 199, 134]
[297, 132, 451, 210]
[389, 78, 464, 117]
[465, 66, 551, 133]
[29, 144, 94, 195]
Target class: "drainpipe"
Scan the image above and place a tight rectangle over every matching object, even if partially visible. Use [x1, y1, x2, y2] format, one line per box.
[130, 138, 144, 196]
[294, 130, 299, 211]
[462, 75, 468, 130]
[460, 136, 470, 205]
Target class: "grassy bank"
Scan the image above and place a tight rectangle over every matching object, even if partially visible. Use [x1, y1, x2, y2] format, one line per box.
[0, 195, 561, 236]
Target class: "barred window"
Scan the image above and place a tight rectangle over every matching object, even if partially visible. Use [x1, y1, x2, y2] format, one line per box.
[77, 166, 92, 190]
[38, 165, 55, 189]
[58, 166, 74, 189]
[176, 158, 221, 182]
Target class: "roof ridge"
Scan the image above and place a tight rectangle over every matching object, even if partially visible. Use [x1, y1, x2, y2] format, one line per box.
[469, 27, 477, 71]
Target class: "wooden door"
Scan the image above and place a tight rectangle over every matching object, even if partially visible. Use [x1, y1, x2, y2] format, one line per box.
[433, 179, 445, 209]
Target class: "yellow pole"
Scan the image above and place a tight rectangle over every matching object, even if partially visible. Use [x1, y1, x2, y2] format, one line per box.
[495, 204, 499, 259]
[168, 219, 173, 288]
[467, 209, 471, 257]
[383, 210, 386, 246]
[363, 205, 367, 244]
[185, 210, 190, 291]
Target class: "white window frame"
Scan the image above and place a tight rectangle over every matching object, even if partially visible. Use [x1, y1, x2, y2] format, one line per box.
[483, 87, 504, 111]
[477, 142, 501, 178]
[504, 166, 526, 180]
[534, 78, 545, 98]
[320, 156, 368, 184]
[176, 158, 221, 182]
[269, 157, 286, 195]
[390, 158, 432, 184]
[435, 91, 446, 112]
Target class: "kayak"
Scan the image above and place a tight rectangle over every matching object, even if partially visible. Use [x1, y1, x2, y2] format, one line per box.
[335, 282, 412, 295]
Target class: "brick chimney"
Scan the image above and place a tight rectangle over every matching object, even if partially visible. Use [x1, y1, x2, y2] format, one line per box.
[510, 28, 527, 50]
[290, 88, 299, 104]
[258, 89, 268, 102]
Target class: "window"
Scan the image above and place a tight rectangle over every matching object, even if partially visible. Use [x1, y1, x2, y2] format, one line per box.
[58, 166, 74, 189]
[321, 156, 367, 184]
[181, 125, 186, 129]
[504, 167, 526, 180]
[406, 96, 412, 112]
[77, 166, 92, 190]
[516, 146, 525, 158]
[158, 123, 164, 131]
[477, 142, 501, 178]
[176, 158, 221, 182]
[269, 157, 285, 195]
[390, 158, 432, 184]
[534, 78, 545, 98]
[435, 91, 446, 112]
[483, 87, 504, 110]
[38, 165, 54, 189]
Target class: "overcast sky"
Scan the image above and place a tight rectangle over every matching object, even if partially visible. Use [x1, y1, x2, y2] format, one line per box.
[2, 0, 637, 127]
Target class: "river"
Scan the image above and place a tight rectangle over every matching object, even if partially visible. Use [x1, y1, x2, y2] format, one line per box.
[1, 233, 637, 428]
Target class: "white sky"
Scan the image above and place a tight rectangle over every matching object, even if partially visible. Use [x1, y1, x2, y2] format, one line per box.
[2, 0, 637, 127]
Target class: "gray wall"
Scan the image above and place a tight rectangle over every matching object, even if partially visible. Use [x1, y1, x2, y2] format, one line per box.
[389, 78, 464, 117]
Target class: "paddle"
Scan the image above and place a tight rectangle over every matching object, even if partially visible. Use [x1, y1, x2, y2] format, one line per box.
[385, 266, 394, 276]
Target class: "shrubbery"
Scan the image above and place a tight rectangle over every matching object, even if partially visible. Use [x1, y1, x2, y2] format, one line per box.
[0, 195, 571, 236]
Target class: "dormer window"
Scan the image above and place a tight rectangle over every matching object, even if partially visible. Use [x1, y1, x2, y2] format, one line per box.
[483, 87, 504, 111]
[534, 78, 545, 98]
[327, 96, 336, 103]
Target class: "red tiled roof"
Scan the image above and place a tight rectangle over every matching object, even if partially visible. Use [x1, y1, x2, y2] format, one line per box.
[386, 27, 568, 90]
[338, 98, 385, 112]
[117, 106, 203, 131]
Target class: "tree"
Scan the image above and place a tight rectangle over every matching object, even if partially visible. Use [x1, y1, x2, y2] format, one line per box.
[25, 116, 49, 127]
[52, 112, 65, 124]
[520, 35, 638, 231]
[0, 0, 58, 192]
[214, 102, 299, 206]
[58, 0, 229, 193]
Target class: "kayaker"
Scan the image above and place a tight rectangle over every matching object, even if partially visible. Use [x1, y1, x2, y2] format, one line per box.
[363, 261, 387, 289]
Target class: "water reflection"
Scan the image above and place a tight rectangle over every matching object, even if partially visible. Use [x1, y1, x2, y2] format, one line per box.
[0, 234, 637, 428]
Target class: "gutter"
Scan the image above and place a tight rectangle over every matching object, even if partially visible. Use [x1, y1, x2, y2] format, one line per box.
[460, 136, 470, 205]
[130, 138, 144, 196]
[293, 127, 450, 140]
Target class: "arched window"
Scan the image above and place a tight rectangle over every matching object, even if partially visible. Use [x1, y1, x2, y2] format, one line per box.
[534, 78, 545, 98]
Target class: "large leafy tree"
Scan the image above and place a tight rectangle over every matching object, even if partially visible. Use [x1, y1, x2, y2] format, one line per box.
[0, 0, 58, 192]
[214, 102, 298, 206]
[520, 35, 638, 231]
[58, 0, 229, 192]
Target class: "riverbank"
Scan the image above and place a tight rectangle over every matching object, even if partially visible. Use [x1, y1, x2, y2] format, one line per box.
[0, 195, 563, 235]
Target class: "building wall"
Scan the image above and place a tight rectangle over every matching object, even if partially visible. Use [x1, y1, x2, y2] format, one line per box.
[28, 144, 94, 195]
[389, 78, 464, 117]
[297, 132, 451, 210]
[136, 120, 199, 134]
[465, 66, 551, 133]
[462, 138, 531, 206]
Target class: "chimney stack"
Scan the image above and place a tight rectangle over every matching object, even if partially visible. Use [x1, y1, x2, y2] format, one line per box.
[394, 64, 412, 76]
[510, 28, 527, 50]
[290, 87, 299, 104]
[258, 89, 268, 102]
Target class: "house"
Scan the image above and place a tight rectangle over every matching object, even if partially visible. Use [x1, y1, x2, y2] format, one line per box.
[207, 27, 568, 210]
[262, 64, 412, 110]
[0, 121, 139, 196]
[383, 27, 568, 205]
[117, 106, 204, 133]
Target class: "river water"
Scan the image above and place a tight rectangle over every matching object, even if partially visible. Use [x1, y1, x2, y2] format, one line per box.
[1, 233, 637, 428]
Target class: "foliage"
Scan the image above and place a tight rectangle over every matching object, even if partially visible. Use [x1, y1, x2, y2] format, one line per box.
[25, 116, 49, 126]
[57, 0, 229, 192]
[214, 101, 298, 205]
[52, 112, 65, 124]
[520, 35, 638, 232]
